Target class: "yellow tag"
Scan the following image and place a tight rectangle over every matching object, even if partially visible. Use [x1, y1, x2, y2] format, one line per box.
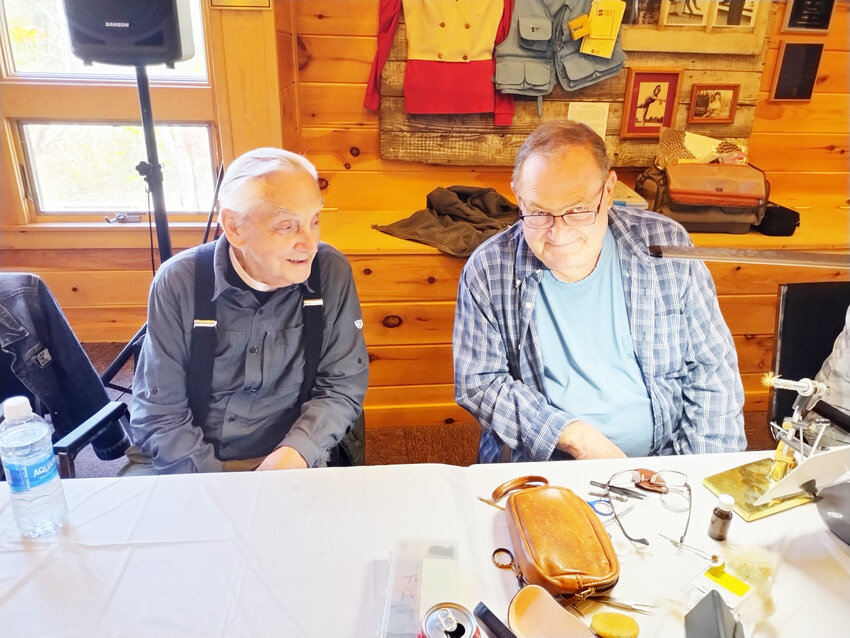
[568, 14, 590, 40]
[704, 567, 751, 597]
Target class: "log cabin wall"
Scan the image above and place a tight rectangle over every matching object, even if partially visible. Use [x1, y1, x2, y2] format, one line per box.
[1, 0, 847, 435]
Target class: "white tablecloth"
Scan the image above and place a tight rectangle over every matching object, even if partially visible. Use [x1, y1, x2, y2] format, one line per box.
[1, 451, 848, 637]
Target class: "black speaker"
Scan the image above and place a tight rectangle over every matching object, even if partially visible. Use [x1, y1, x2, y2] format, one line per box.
[62, 0, 194, 67]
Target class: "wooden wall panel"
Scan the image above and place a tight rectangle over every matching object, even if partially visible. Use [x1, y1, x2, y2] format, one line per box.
[748, 133, 849, 172]
[297, 35, 375, 84]
[208, 6, 283, 159]
[4, 0, 848, 439]
[368, 344, 454, 386]
[752, 94, 850, 134]
[294, 0, 377, 37]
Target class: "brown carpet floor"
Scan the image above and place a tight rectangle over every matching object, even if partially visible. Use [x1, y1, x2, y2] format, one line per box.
[82, 342, 773, 471]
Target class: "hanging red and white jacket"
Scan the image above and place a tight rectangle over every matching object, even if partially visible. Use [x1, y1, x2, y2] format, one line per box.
[364, 0, 514, 126]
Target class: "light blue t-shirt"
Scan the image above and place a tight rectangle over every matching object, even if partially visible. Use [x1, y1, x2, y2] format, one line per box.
[535, 228, 654, 456]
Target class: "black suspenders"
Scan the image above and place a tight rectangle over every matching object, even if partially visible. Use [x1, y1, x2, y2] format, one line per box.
[188, 239, 323, 428]
[187, 239, 363, 466]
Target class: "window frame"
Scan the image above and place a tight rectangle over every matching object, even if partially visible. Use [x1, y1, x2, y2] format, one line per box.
[0, 0, 221, 226]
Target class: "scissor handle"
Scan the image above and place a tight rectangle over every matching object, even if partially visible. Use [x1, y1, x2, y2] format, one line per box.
[586, 499, 614, 516]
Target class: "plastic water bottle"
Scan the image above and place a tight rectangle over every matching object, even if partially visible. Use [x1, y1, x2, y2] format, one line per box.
[0, 396, 68, 537]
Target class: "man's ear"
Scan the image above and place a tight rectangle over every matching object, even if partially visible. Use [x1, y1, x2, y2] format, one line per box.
[219, 208, 243, 248]
[604, 169, 618, 207]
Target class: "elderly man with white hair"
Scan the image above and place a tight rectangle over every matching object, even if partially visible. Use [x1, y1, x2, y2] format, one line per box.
[123, 148, 368, 474]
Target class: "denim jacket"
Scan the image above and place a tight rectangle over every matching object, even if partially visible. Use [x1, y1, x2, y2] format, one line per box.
[0, 272, 128, 460]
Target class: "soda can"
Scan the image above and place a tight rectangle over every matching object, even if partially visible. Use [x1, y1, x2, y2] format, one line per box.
[418, 602, 481, 638]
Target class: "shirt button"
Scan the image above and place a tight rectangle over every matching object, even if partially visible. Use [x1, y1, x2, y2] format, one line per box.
[258, 309, 264, 315]
[439, 22, 445, 27]
[465, 23, 470, 29]
[462, 55, 468, 61]
[437, 52, 443, 59]
[228, 416, 235, 423]
[525, 302, 532, 309]
[249, 346, 258, 354]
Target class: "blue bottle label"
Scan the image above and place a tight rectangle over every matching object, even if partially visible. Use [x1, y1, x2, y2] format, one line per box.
[5, 453, 59, 492]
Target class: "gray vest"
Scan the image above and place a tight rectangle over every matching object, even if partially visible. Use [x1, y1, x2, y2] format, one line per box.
[494, 0, 625, 98]
[494, 0, 558, 97]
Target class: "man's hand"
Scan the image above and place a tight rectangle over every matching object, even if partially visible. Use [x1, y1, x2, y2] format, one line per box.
[557, 420, 627, 460]
[256, 446, 308, 471]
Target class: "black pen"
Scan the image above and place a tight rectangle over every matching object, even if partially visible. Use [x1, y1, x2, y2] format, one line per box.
[589, 480, 646, 499]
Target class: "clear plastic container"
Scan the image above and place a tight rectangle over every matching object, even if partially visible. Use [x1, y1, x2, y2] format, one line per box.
[1, 396, 68, 537]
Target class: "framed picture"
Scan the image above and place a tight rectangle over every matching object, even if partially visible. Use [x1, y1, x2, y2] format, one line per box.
[770, 42, 824, 102]
[662, 0, 707, 27]
[687, 84, 740, 124]
[712, 0, 758, 28]
[622, 0, 662, 25]
[620, 68, 681, 139]
[782, 0, 835, 33]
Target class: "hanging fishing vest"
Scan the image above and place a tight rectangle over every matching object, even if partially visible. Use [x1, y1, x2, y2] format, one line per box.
[494, 0, 625, 102]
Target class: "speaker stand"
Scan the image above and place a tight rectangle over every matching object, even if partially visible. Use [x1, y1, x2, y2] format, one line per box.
[100, 65, 173, 394]
[134, 65, 172, 264]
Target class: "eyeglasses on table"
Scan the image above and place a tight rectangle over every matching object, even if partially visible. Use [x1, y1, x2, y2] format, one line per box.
[604, 468, 692, 547]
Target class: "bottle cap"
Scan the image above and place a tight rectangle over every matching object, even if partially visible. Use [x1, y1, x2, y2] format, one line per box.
[716, 494, 735, 511]
[2, 395, 33, 421]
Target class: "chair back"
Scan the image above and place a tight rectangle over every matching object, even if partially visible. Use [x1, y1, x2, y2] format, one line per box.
[770, 281, 850, 426]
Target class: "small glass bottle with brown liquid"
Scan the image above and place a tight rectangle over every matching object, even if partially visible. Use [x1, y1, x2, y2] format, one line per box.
[707, 494, 735, 541]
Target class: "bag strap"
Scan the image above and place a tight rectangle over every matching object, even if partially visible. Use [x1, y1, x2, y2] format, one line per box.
[188, 240, 218, 429]
[491, 475, 549, 503]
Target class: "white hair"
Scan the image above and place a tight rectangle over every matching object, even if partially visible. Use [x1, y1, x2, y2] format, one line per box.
[218, 147, 319, 217]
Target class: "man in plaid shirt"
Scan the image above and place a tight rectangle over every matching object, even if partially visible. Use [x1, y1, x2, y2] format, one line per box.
[453, 121, 745, 463]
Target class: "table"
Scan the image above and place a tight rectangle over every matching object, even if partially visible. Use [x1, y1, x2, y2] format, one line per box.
[1, 451, 848, 637]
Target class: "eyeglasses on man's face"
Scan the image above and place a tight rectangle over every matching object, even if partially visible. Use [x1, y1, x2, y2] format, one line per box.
[604, 469, 692, 547]
[518, 184, 606, 229]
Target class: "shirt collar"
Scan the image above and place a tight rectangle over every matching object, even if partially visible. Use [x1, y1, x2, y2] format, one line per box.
[228, 245, 276, 292]
[210, 235, 318, 301]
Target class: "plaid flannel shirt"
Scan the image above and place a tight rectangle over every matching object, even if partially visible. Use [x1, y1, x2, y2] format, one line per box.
[453, 205, 746, 462]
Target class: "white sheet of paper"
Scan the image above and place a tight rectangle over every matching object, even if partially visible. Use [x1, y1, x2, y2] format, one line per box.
[567, 102, 609, 141]
[754, 445, 850, 505]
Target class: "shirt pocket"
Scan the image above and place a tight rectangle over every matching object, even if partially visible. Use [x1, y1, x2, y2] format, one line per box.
[518, 17, 552, 52]
[265, 323, 306, 386]
[650, 306, 687, 378]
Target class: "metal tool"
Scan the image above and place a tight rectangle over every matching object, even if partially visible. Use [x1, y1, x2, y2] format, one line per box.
[589, 480, 646, 499]
[589, 489, 627, 502]
[658, 533, 719, 562]
[583, 595, 657, 615]
[602, 502, 635, 527]
[648, 245, 850, 269]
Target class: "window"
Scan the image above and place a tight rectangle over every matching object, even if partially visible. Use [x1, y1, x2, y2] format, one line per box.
[0, 0, 218, 222]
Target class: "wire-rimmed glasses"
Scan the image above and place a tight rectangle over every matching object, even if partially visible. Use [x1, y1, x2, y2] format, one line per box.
[605, 469, 691, 547]
[518, 184, 606, 229]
